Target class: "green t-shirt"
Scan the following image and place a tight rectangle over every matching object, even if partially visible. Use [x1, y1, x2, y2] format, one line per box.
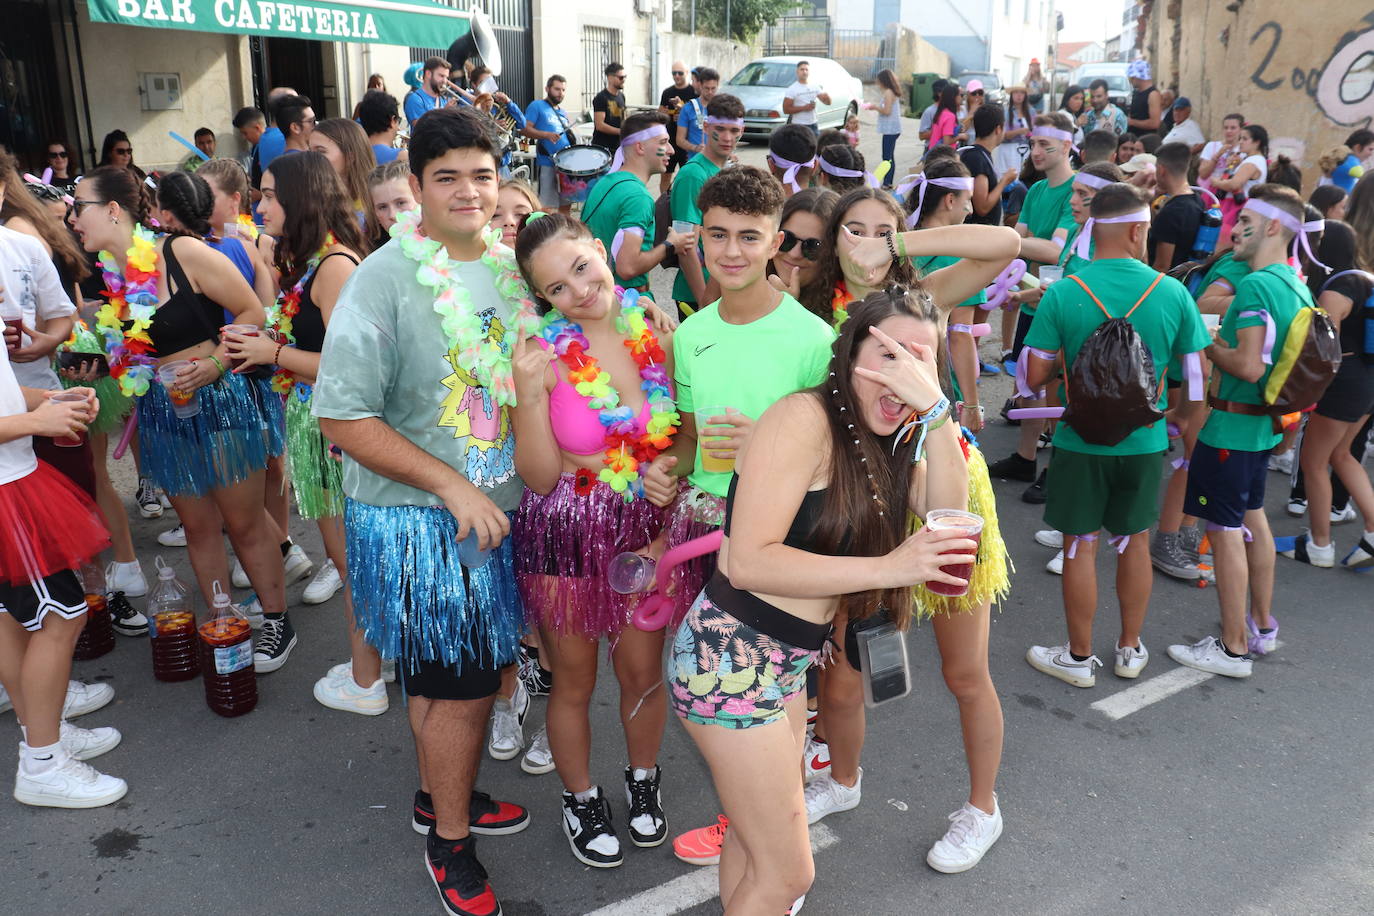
[583, 171, 655, 290]
[673, 293, 835, 496]
[914, 254, 987, 404]
[1018, 173, 1076, 316]
[670, 154, 721, 305]
[312, 240, 524, 510]
[1023, 258, 1211, 456]
[1198, 263, 1312, 453]
[1057, 224, 1093, 277]
[1195, 251, 1251, 302]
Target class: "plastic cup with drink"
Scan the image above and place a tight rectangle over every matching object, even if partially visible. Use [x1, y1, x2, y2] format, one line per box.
[607, 552, 657, 595]
[222, 324, 261, 370]
[49, 389, 91, 447]
[1201, 313, 1220, 333]
[1039, 266, 1064, 288]
[695, 406, 742, 474]
[923, 508, 984, 597]
[157, 360, 201, 419]
[1, 300, 23, 352]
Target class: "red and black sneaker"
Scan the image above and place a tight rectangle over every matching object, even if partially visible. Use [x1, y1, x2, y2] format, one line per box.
[413, 789, 530, 837]
[424, 833, 501, 916]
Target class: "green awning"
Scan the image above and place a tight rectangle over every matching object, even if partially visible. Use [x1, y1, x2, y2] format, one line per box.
[87, 0, 470, 47]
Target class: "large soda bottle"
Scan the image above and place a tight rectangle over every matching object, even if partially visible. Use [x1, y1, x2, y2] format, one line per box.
[72, 563, 115, 661]
[1191, 187, 1223, 260]
[146, 557, 198, 682]
[198, 582, 257, 717]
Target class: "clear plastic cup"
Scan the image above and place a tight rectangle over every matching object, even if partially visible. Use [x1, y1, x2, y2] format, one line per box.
[607, 552, 657, 595]
[1202, 313, 1220, 332]
[222, 324, 261, 369]
[671, 219, 695, 236]
[223, 222, 240, 240]
[49, 390, 89, 448]
[1039, 266, 1064, 288]
[157, 361, 201, 419]
[924, 509, 984, 597]
[457, 530, 492, 569]
[695, 406, 740, 474]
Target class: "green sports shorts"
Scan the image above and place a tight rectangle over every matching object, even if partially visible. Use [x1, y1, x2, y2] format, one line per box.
[1043, 447, 1165, 536]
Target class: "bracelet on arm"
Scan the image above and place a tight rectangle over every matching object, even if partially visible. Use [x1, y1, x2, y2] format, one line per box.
[207, 354, 226, 377]
[885, 230, 900, 262]
[274, 341, 285, 365]
[893, 394, 953, 465]
[895, 231, 908, 259]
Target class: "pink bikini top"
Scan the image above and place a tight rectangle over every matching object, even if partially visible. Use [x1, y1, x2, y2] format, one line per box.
[538, 338, 663, 456]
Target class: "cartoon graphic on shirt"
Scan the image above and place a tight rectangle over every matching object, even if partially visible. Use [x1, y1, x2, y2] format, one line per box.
[437, 307, 516, 489]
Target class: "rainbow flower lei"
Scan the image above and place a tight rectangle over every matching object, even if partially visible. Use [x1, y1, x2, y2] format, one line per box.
[394, 209, 540, 407]
[265, 233, 334, 394]
[235, 213, 260, 241]
[541, 288, 680, 500]
[831, 281, 854, 331]
[94, 224, 160, 397]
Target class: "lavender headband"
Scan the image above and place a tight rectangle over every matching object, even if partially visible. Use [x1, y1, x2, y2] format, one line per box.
[768, 152, 817, 192]
[1075, 208, 1150, 260]
[611, 125, 670, 172]
[895, 174, 975, 228]
[1243, 199, 1327, 271]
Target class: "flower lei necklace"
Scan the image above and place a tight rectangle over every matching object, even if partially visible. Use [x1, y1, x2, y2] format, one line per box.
[394, 209, 540, 407]
[94, 224, 160, 397]
[832, 280, 855, 331]
[234, 213, 260, 241]
[265, 233, 334, 394]
[541, 288, 680, 500]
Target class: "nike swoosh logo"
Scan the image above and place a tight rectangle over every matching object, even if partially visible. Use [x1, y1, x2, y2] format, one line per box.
[809, 755, 830, 771]
[694, 343, 716, 356]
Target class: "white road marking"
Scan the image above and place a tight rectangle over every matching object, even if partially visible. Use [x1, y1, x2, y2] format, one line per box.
[1090, 641, 1283, 720]
[583, 823, 838, 916]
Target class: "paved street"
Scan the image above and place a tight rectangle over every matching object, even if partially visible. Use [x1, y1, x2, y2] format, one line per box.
[6, 114, 1374, 915]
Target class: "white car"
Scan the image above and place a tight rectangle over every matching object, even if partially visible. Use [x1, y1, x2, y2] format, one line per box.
[1070, 62, 1131, 108]
[723, 56, 864, 140]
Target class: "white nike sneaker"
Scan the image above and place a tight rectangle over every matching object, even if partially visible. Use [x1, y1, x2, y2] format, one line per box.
[926, 796, 1003, 873]
[1026, 644, 1100, 687]
[14, 751, 128, 808]
[283, 544, 315, 586]
[1034, 529, 1064, 549]
[804, 769, 862, 824]
[1167, 636, 1252, 678]
[231, 557, 251, 589]
[1114, 642, 1149, 678]
[302, 560, 344, 605]
[63, 680, 115, 719]
[60, 721, 122, 761]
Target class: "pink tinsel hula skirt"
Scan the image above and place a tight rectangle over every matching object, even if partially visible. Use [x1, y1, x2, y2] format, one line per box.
[662, 484, 726, 631]
[515, 471, 666, 639]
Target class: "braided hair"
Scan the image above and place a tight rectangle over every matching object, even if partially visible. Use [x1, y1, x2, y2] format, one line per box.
[155, 170, 215, 239]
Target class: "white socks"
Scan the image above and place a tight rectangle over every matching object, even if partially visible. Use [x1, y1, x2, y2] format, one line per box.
[631, 767, 655, 781]
[19, 740, 63, 776]
[573, 787, 599, 803]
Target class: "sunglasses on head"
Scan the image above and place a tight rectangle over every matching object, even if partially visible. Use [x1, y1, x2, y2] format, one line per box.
[779, 229, 823, 261]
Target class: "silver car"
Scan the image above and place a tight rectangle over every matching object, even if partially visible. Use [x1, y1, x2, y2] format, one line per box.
[723, 56, 864, 140]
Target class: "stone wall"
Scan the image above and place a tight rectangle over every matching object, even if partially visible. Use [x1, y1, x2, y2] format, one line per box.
[894, 25, 952, 82]
[663, 31, 757, 87]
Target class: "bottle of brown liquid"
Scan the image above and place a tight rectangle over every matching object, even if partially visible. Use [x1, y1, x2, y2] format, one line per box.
[199, 583, 257, 717]
[72, 563, 115, 661]
[147, 558, 198, 682]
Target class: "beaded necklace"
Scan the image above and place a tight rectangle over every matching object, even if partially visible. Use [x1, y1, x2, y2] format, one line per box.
[541, 288, 680, 500]
[266, 234, 334, 394]
[94, 224, 160, 397]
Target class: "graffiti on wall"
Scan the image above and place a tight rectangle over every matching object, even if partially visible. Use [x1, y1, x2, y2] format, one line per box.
[1248, 18, 1374, 127]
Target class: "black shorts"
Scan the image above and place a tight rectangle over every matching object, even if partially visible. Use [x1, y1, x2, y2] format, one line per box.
[0, 569, 86, 632]
[398, 645, 503, 701]
[1185, 441, 1270, 527]
[1316, 359, 1374, 423]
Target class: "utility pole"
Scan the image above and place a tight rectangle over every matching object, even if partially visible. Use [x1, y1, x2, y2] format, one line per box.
[725, 0, 731, 40]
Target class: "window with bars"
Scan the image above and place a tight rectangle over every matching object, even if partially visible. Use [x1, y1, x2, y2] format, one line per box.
[581, 26, 622, 114]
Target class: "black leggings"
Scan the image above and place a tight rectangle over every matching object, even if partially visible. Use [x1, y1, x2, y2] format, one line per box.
[1289, 414, 1374, 510]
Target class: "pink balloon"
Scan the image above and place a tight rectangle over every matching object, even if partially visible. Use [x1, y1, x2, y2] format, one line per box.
[983, 259, 1027, 312]
[631, 529, 724, 631]
[1006, 407, 1065, 420]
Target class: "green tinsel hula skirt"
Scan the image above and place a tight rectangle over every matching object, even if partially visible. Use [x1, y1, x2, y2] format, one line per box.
[285, 382, 343, 519]
[909, 432, 1014, 619]
[59, 327, 134, 436]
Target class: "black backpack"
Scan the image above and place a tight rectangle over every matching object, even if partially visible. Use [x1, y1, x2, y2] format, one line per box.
[1060, 273, 1167, 446]
[652, 189, 679, 270]
[1319, 269, 1374, 365]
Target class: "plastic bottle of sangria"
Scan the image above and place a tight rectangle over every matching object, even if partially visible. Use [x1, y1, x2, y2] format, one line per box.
[72, 563, 116, 661]
[198, 582, 257, 717]
[146, 557, 198, 682]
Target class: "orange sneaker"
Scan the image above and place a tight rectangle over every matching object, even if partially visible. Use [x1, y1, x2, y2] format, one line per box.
[672, 814, 728, 866]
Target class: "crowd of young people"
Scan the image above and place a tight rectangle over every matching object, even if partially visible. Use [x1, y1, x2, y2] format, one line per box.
[2, 55, 1371, 916]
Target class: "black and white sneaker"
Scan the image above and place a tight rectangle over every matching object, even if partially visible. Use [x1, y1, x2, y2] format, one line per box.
[135, 477, 163, 519]
[624, 765, 667, 847]
[107, 591, 148, 637]
[253, 613, 297, 673]
[517, 643, 553, 697]
[561, 786, 622, 867]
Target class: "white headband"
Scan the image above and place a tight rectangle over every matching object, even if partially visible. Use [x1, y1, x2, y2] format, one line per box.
[1076, 208, 1150, 259]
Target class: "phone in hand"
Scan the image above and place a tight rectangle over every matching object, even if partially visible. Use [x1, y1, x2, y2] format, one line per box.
[57, 351, 111, 378]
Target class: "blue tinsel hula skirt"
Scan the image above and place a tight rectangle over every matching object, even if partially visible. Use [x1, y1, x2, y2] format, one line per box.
[514, 472, 666, 639]
[284, 383, 343, 520]
[137, 371, 285, 499]
[344, 499, 523, 671]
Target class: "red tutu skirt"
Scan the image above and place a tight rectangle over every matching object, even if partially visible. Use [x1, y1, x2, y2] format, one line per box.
[0, 461, 110, 586]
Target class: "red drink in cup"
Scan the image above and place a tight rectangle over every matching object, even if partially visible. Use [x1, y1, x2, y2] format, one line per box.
[222, 324, 261, 370]
[49, 390, 90, 447]
[924, 509, 984, 597]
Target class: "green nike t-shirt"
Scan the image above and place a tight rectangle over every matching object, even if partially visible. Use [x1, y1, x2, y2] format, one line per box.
[672, 292, 835, 496]
[583, 171, 656, 290]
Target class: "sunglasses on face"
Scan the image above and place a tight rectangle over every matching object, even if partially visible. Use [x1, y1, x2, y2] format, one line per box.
[69, 199, 106, 215]
[114, 147, 132, 155]
[48, 150, 68, 159]
[970, 90, 985, 96]
[779, 229, 823, 260]
[672, 70, 684, 75]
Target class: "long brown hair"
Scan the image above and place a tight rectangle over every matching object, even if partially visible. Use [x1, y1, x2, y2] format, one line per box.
[265, 150, 367, 288]
[803, 187, 918, 321]
[809, 287, 948, 629]
[313, 118, 380, 245]
[0, 148, 89, 281]
[198, 158, 251, 216]
[1348, 172, 1374, 273]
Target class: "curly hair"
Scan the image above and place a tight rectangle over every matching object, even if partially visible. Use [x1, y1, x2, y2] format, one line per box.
[696, 165, 785, 223]
[818, 144, 867, 193]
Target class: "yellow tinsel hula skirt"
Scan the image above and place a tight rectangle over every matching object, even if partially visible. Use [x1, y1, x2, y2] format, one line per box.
[909, 433, 1013, 618]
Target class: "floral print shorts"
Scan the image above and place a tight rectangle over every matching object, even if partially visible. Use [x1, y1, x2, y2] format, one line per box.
[668, 589, 820, 729]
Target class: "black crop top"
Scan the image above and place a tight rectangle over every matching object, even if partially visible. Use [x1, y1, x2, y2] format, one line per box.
[138, 237, 226, 356]
[292, 252, 359, 353]
[722, 471, 833, 554]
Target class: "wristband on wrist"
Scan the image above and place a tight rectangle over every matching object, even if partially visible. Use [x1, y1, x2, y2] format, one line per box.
[274, 341, 285, 365]
[896, 231, 908, 258]
[207, 354, 226, 377]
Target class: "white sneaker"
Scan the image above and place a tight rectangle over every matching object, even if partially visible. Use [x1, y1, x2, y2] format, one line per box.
[1046, 550, 1064, 575]
[60, 721, 122, 761]
[302, 559, 343, 604]
[328, 658, 396, 684]
[788, 894, 806, 915]
[381, 658, 397, 683]
[1287, 497, 1307, 517]
[156, 524, 187, 548]
[104, 561, 148, 598]
[1034, 529, 1064, 549]
[1026, 644, 1100, 687]
[0, 684, 9, 714]
[804, 769, 862, 824]
[1331, 504, 1358, 525]
[230, 557, 250, 589]
[63, 680, 115, 719]
[1268, 450, 1294, 475]
[238, 594, 264, 628]
[13, 752, 128, 808]
[926, 797, 1004, 873]
[283, 544, 314, 586]
[803, 734, 832, 782]
[313, 666, 388, 715]
[1167, 636, 1252, 678]
[488, 682, 529, 760]
[1113, 642, 1149, 679]
[521, 724, 556, 775]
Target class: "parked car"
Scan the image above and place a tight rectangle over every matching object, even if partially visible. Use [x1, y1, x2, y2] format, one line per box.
[955, 71, 1006, 107]
[724, 56, 864, 140]
[1070, 62, 1131, 108]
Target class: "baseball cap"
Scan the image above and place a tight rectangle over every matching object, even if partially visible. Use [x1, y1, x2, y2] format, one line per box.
[1119, 153, 1158, 174]
[1172, 96, 1192, 110]
[1127, 59, 1152, 81]
[966, 79, 985, 93]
